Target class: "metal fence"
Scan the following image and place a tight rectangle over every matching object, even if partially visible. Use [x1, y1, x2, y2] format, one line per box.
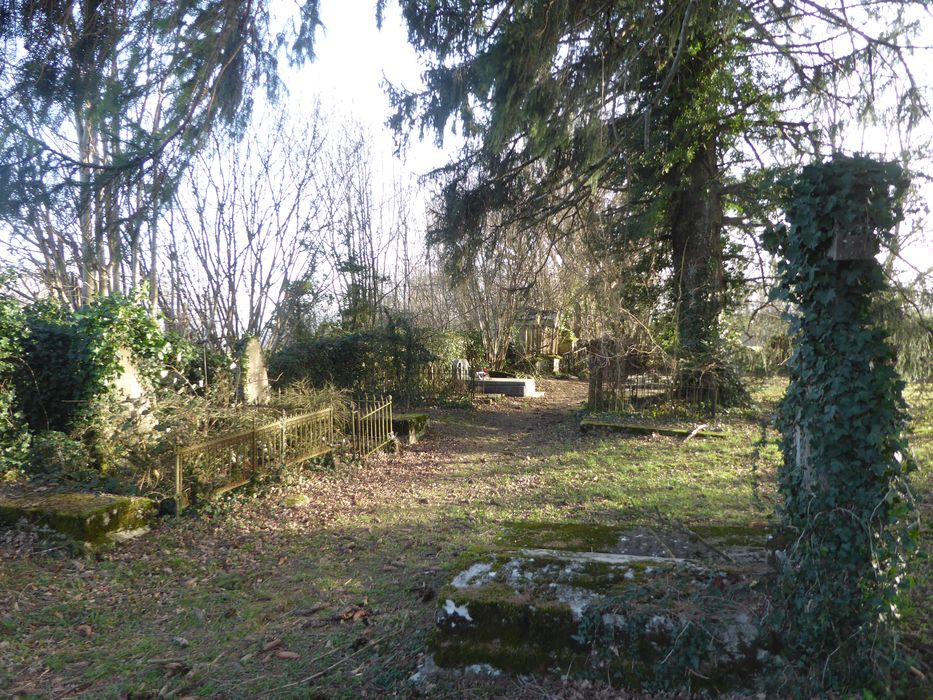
[174, 408, 334, 509]
[369, 362, 471, 407]
[587, 338, 721, 418]
[560, 347, 587, 375]
[349, 395, 394, 458]
[589, 370, 719, 417]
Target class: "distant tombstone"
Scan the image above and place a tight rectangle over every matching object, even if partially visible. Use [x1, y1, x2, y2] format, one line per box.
[112, 347, 155, 432]
[242, 337, 270, 404]
[451, 359, 470, 381]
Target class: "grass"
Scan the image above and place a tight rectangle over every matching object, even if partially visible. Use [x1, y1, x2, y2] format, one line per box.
[0, 377, 929, 699]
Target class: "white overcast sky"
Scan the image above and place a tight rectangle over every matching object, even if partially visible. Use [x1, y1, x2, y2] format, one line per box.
[281, 1, 457, 178]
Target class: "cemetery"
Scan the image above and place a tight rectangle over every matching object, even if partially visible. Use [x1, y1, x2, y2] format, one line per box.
[0, 3, 931, 700]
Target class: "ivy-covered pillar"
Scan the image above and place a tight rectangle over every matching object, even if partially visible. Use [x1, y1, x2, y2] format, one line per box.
[764, 155, 917, 690]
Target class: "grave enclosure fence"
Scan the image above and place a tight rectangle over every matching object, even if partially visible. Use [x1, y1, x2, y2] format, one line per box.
[365, 361, 472, 407]
[587, 341, 720, 418]
[172, 408, 335, 510]
[348, 395, 394, 459]
[170, 396, 401, 510]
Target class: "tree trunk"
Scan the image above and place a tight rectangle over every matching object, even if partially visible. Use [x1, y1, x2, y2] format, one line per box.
[668, 138, 724, 357]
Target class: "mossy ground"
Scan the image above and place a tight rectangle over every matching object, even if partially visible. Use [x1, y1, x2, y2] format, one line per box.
[0, 378, 928, 698]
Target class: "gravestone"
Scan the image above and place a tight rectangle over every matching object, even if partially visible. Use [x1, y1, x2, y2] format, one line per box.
[112, 347, 155, 432]
[451, 359, 470, 381]
[428, 521, 773, 687]
[242, 337, 270, 404]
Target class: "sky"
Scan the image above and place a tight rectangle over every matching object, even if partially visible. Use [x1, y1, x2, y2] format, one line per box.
[281, 1, 457, 179]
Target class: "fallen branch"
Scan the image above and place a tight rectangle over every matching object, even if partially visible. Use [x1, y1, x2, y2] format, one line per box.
[652, 507, 736, 564]
[261, 635, 385, 695]
[682, 525, 736, 564]
[684, 423, 709, 442]
[645, 526, 678, 559]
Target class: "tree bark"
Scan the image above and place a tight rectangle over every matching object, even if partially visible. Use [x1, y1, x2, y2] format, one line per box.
[668, 138, 724, 357]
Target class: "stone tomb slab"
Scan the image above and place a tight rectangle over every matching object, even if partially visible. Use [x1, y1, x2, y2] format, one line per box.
[430, 521, 776, 690]
[0, 492, 155, 549]
[392, 413, 430, 445]
[476, 378, 539, 397]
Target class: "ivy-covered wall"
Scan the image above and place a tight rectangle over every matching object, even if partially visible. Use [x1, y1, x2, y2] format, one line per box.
[15, 294, 170, 433]
[764, 155, 917, 692]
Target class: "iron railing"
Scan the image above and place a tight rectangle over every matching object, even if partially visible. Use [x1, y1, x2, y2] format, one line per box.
[174, 408, 334, 509]
[368, 362, 472, 407]
[589, 366, 720, 418]
[349, 395, 394, 458]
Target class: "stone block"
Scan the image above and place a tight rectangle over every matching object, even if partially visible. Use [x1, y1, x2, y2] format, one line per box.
[241, 337, 270, 404]
[476, 378, 537, 397]
[392, 413, 430, 445]
[431, 521, 775, 690]
[0, 492, 155, 548]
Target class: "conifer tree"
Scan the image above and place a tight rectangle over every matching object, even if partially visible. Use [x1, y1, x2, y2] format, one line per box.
[0, 0, 321, 307]
[384, 0, 926, 375]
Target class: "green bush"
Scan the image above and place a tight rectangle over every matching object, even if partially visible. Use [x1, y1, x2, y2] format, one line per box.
[15, 293, 168, 432]
[0, 294, 29, 476]
[270, 314, 435, 397]
[427, 329, 484, 368]
[26, 431, 92, 479]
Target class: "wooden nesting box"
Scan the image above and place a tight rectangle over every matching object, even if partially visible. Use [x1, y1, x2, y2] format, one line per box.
[827, 232, 876, 261]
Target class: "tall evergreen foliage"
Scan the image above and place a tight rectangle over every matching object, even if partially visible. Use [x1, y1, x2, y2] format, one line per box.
[384, 0, 926, 363]
[0, 0, 321, 306]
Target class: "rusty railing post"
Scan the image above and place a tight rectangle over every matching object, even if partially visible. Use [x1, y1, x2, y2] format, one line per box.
[174, 442, 184, 516]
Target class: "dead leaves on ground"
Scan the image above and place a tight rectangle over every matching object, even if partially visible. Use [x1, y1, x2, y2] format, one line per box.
[338, 604, 371, 624]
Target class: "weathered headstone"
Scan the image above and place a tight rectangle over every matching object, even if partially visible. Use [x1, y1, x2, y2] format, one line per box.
[451, 358, 470, 381]
[241, 337, 270, 404]
[112, 346, 155, 431]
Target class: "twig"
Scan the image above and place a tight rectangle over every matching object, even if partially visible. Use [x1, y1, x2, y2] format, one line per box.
[260, 636, 384, 696]
[682, 525, 736, 564]
[684, 423, 709, 442]
[659, 621, 692, 665]
[652, 507, 736, 564]
[646, 526, 678, 559]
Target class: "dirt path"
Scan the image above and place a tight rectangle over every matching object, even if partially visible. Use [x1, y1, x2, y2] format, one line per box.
[1, 380, 619, 700]
[400, 379, 589, 471]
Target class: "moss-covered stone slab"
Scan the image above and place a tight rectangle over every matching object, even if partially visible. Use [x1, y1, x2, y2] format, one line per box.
[392, 413, 430, 445]
[579, 417, 726, 439]
[432, 521, 776, 690]
[0, 492, 155, 547]
[496, 521, 776, 563]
